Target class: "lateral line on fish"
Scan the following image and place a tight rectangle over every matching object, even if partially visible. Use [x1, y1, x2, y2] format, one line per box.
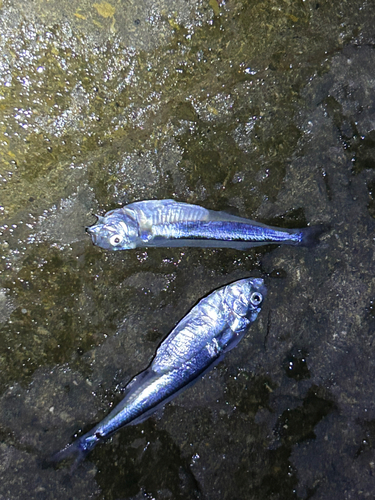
[48, 278, 266, 470]
[86, 199, 326, 251]
[149, 221, 302, 243]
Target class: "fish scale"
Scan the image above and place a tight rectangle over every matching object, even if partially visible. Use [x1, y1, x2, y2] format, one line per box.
[49, 278, 266, 470]
[151, 220, 301, 243]
[87, 199, 325, 251]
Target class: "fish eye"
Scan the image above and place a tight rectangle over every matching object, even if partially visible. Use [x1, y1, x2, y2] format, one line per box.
[250, 292, 263, 306]
[109, 234, 122, 246]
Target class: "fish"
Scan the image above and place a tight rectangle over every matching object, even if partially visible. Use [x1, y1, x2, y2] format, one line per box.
[50, 277, 266, 469]
[87, 199, 325, 251]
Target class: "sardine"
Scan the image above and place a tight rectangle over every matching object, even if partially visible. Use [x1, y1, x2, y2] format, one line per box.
[50, 277, 266, 468]
[87, 199, 325, 251]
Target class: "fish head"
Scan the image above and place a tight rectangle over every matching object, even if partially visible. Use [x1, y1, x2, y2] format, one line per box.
[223, 278, 266, 323]
[86, 210, 138, 250]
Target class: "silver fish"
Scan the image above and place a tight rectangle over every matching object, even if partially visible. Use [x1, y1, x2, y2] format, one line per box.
[87, 199, 324, 251]
[51, 277, 266, 468]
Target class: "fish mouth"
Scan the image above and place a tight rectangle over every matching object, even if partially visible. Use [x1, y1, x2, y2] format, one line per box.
[85, 214, 105, 240]
[85, 225, 98, 243]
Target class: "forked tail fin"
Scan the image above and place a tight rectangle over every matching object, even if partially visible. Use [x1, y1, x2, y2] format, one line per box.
[45, 433, 98, 473]
[298, 223, 329, 247]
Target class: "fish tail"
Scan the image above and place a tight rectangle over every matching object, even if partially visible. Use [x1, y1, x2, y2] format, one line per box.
[46, 434, 98, 472]
[298, 223, 329, 247]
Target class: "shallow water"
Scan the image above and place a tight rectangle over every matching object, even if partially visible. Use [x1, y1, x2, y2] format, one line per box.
[1, 0, 375, 498]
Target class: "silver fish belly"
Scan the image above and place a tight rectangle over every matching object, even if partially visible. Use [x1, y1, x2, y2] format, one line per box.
[51, 277, 266, 468]
[87, 199, 324, 251]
